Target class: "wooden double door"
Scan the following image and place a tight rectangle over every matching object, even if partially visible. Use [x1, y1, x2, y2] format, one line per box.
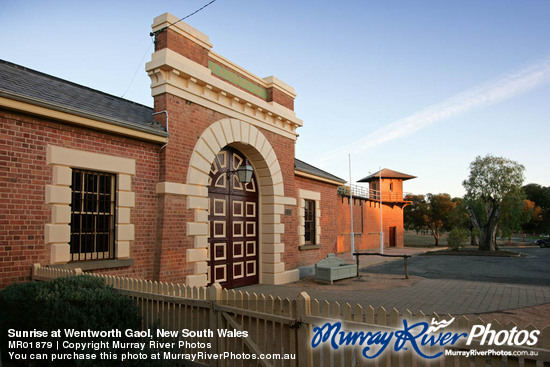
[207, 147, 259, 288]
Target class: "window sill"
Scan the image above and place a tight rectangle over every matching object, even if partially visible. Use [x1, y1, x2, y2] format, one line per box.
[49, 259, 134, 271]
[299, 244, 322, 251]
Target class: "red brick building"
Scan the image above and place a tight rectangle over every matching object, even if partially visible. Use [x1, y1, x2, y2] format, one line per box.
[336, 169, 416, 254]
[0, 13, 413, 289]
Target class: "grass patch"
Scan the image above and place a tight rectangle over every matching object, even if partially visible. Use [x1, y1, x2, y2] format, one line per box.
[420, 248, 522, 257]
[404, 231, 448, 247]
[525, 235, 549, 240]
[403, 230, 537, 248]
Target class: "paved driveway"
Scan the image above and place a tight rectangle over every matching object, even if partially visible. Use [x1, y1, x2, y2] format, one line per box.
[241, 247, 550, 315]
[364, 247, 550, 286]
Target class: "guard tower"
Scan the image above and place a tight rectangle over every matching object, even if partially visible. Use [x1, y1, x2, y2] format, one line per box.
[336, 168, 416, 252]
[357, 168, 416, 205]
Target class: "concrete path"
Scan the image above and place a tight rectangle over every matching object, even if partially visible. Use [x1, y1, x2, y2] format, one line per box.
[240, 247, 550, 315]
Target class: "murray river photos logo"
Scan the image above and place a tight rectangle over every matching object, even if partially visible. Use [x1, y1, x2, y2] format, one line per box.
[311, 317, 540, 360]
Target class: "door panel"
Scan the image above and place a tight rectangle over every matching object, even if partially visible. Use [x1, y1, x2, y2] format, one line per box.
[389, 226, 396, 247]
[208, 147, 258, 288]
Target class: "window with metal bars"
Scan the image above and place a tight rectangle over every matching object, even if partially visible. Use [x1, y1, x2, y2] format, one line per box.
[70, 169, 116, 261]
[304, 199, 316, 245]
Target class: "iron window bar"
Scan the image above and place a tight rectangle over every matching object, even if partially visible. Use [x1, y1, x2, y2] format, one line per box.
[70, 169, 116, 261]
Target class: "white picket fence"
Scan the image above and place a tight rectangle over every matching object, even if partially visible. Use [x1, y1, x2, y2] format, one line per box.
[32, 264, 550, 366]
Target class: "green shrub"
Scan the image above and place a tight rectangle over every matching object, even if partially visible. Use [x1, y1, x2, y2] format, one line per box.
[36, 276, 141, 333]
[0, 280, 44, 334]
[447, 228, 469, 251]
[0, 275, 142, 366]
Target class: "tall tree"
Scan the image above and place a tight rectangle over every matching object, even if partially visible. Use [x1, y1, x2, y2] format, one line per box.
[463, 155, 525, 251]
[446, 197, 477, 246]
[445, 197, 470, 231]
[425, 193, 455, 246]
[404, 194, 428, 233]
[522, 184, 550, 235]
[498, 194, 532, 244]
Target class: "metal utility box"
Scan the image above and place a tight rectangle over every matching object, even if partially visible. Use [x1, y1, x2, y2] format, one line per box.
[315, 253, 357, 284]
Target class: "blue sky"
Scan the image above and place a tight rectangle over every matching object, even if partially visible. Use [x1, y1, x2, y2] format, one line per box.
[2, 1, 549, 197]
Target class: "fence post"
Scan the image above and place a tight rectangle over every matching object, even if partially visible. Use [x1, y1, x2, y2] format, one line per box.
[296, 291, 312, 367]
[32, 263, 40, 280]
[404, 256, 409, 279]
[356, 253, 360, 277]
[208, 283, 222, 367]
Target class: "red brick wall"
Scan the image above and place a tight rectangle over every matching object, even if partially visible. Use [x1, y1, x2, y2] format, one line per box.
[337, 196, 405, 253]
[152, 26, 306, 282]
[0, 109, 162, 288]
[282, 176, 339, 270]
[155, 28, 209, 67]
[0, 93, 298, 287]
[153, 93, 227, 282]
[272, 135, 298, 272]
[154, 194, 193, 283]
[267, 87, 294, 111]
[0, 23, 311, 288]
[154, 93, 298, 184]
[153, 91, 300, 282]
[381, 179, 404, 197]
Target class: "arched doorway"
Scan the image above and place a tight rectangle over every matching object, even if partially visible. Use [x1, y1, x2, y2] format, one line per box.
[207, 146, 259, 288]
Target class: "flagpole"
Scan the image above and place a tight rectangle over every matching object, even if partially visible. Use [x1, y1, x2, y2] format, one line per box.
[379, 167, 384, 254]
[349, 154, 354, 259]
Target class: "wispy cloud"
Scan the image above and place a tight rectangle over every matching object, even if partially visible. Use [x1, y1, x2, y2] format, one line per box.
[316, 55, 550, 165]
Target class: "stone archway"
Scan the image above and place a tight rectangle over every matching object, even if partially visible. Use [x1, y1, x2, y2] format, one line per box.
[183, 118, 299, 287]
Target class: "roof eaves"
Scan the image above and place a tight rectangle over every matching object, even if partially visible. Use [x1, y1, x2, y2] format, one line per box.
[294, 159, 346, 184]
[357, 169, 416, 182]
[0, 90, 169, 138]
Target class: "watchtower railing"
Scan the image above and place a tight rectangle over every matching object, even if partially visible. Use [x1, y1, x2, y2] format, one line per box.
[337, 184, 411, 202]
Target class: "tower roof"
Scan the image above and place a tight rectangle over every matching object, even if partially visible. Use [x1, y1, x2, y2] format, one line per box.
[357, 168, 416, 183]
